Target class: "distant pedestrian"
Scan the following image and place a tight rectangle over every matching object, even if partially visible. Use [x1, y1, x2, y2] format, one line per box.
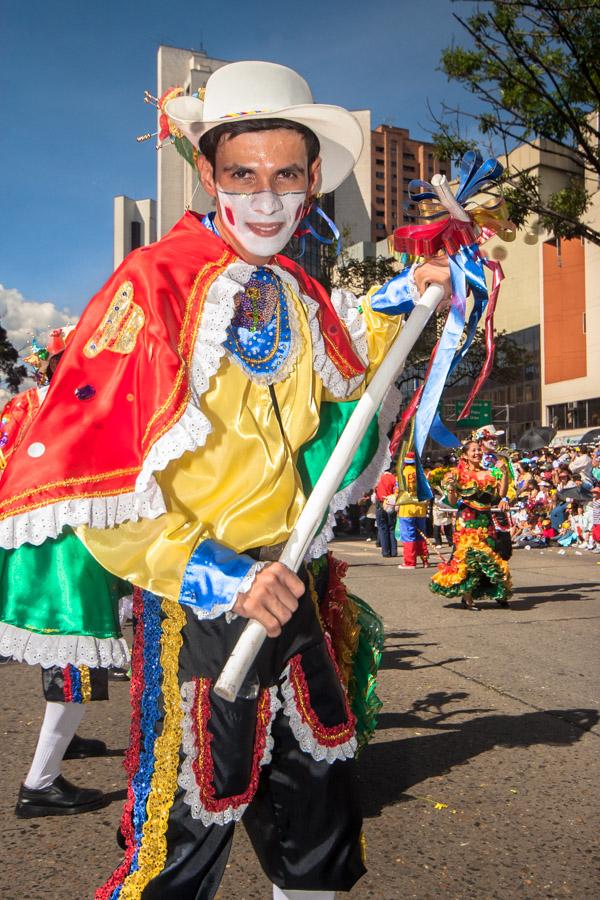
[375, 469, 398, 558]
[395, 452, 429, 569]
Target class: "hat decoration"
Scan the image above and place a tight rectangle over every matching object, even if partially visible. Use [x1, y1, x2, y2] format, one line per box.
[22, 327, 74, 385]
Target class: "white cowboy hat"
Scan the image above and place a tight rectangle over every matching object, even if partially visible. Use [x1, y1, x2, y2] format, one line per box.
[164, 61, 364, 194]
[474, 424, 505, 439]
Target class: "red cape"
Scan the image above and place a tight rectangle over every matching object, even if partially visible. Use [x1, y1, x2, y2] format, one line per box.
[0, 212, 365, 529]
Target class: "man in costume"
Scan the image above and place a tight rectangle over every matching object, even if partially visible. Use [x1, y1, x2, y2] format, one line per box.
[0, 62, 450, 898]
[474, 424, 513, 562]
[0, 333, 128, 817]
[395, 450, 430, 569]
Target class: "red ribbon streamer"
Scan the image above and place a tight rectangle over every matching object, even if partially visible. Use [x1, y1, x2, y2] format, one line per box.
[394, 217, 478, 258]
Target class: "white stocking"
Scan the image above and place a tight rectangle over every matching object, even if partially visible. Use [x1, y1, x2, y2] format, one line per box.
[24, 701, 85, 790]
[272, 888, 336, 900]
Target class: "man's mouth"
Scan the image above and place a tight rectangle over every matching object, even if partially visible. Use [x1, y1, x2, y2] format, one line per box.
[246, 222, 285, 237]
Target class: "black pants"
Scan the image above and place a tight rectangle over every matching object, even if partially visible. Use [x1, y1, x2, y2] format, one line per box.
[433, 523, 453, 546]
[375, 507, 397, 557]
[42, 664, 109, 702]
[99, 562, 365, 899]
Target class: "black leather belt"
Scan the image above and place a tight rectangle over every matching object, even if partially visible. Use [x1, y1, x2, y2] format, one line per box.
[247, 541, 288, 563]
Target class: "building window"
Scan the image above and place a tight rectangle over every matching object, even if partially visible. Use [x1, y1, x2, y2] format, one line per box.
[376, 211, 385, 217]
[547, 398, 600, 430]
[130, 220, 142, 250]
[376, 224, 386, 231]
[375, 172, 385, 180]
[376, 184, 385, 192]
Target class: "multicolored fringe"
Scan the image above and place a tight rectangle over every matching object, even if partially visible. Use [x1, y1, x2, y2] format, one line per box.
[179, 678, 280, 825]
[430, 527, 512, 602]
[62, 664, 92, 703]
[317, 553, 384, 753]
[96, 591, 185, 900]
[347, 595, 384, 754]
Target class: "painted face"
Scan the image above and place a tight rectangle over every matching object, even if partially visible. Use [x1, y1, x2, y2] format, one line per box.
[215, 186, 306, 257]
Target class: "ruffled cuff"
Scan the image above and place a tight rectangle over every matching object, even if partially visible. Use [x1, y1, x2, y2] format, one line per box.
[179, 539, 259, 621]
[370, 265, 419, 316]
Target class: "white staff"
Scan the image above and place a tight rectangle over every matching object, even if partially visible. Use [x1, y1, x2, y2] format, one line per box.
[214, 280, 446, 701]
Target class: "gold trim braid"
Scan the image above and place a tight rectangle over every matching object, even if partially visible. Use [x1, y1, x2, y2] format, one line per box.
[119, 599, 186, 899]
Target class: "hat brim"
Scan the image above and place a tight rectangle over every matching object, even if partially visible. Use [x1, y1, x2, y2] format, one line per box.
[164, 96, 364, 194]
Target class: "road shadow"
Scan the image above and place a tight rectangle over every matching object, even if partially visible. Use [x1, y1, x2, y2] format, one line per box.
[102, 788, 127, 805]
[101, 748, 127, 759]
[380, 631, 465, 671]
[358, 706, 598, 818]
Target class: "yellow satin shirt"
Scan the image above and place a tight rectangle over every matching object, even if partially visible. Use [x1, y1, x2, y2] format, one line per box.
[79, 285, 402, 600]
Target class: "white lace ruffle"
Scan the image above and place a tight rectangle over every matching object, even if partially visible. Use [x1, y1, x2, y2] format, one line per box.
[330, 288, 369, 367]
[0, 478, 166, 550]
[280, 663, 356, 763]
[305, 383, 402, 559]
[0, 620, 130, 670]
[179, 680, 280, 825]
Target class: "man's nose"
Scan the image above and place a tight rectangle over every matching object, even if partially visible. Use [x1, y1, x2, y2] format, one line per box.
[249, 191, 284, 216]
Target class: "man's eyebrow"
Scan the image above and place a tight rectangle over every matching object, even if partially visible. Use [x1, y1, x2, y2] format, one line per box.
[222, 162, 255, 172]
[276, 163, 306, 174]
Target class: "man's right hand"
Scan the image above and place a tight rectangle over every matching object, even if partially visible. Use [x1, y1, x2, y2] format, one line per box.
[233, 563, 304, 637]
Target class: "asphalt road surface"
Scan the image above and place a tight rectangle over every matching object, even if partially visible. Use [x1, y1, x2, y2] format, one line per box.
[1, 541, 598, 900]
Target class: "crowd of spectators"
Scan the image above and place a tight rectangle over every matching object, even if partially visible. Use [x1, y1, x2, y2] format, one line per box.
[343, 442, 600, 557]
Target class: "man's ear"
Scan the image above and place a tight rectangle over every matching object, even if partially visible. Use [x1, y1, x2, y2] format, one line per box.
[308, 157, 322, 198]
[196, 155, 217, 197]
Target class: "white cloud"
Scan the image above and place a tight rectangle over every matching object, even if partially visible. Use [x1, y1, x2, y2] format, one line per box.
[0, 284, 77, 354]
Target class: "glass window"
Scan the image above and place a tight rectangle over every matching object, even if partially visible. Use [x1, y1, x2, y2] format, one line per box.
[130, 220, 142, 250]
[587, 397, 600, 427]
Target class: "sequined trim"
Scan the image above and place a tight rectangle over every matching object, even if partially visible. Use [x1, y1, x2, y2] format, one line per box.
[83, 281, 145, 358]
[80, 665, 92, 702]
[117, 597, 185, 900]
[281, 643, 357, 764]
[62, 665, 73, 703]
[96, 589, 146, 900]
[179, 678, 279, 826]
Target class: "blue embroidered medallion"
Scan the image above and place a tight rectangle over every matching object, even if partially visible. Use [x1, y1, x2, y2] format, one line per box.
[224, 267, 294, 380]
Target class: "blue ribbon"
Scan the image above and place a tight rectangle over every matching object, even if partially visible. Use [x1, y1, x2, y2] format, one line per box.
[295, 204, 341, 258]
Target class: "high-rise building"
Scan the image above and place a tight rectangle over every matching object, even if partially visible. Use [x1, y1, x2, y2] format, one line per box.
[370, 124, 450, 242]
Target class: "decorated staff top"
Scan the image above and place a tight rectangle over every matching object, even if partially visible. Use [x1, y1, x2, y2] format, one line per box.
[376, 151, 516, 498]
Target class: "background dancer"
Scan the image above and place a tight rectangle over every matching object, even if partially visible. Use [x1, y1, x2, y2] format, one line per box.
[395, 451, 430, 569]
[0, 336, 129, 817]
[430, 440, 512, 610]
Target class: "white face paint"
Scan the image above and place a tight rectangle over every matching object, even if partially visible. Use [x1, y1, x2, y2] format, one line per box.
[216, 187, 306, 257]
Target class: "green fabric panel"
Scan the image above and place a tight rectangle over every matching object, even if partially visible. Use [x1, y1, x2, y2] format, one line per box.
[297, 400, 380, 497]
[0, 529, 128, 639]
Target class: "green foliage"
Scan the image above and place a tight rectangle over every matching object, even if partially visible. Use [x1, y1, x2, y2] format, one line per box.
[433, 0, 600, 246]
[0, 325, 27, 394]
[335, 256, 398, 296]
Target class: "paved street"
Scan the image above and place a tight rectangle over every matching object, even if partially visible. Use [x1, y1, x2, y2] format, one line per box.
[1, 542, 598, 899]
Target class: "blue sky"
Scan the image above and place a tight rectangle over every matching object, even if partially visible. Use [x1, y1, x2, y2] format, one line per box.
[0, 0, 478, 319]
